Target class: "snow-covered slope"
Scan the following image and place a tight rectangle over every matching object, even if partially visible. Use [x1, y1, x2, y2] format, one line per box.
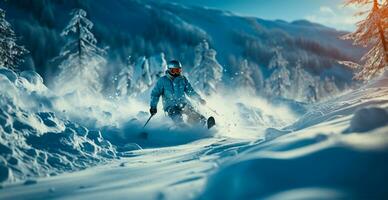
[0, 65, 295, 184]
[0, 67, 119, 183]
[201, 77, 388, 200]
[1, 69, 387, 199]
[0, 1, 386, 199]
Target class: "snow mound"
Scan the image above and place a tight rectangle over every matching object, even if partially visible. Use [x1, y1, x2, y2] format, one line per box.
[344, 107, 388, 133]
[0, 98, 119, 182]
[0, 70, 120, 183]
[199, 77, 388, 200]
[264, 128, 292, 141]
[0, 96, 117, 183]
[18, 70, 47, 92]
[288, 87, 388, 132]
[199, 145, 388, 200]
[0, 67, 17, 83]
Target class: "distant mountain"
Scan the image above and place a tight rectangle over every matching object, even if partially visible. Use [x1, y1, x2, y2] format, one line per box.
[0, 0, 364, 87]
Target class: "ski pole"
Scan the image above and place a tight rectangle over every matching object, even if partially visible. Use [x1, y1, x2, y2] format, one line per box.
[143, 113, 155, 128]
[205, 105, 220, 116]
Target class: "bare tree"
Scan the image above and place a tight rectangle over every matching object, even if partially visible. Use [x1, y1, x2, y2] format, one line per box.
[340, 0, 388, 80]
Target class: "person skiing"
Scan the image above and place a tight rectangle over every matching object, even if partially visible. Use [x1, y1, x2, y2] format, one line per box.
[149, 60, 214, 128]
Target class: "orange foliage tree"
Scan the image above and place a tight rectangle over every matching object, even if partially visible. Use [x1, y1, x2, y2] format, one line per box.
[341, 0, 388, 80]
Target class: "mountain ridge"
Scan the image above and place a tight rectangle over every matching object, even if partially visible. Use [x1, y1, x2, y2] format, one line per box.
[0, 0, 363, 88]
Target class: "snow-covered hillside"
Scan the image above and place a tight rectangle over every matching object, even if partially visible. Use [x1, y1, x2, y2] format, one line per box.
[201, 75, 388, 200]
[1, 0, 361, 94]
[1, 67, 388, 199]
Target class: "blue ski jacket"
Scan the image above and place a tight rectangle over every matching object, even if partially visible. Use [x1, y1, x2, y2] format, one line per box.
[150, 71, 202, 111]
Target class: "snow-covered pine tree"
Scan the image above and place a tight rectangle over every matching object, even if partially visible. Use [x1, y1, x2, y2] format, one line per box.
[0, 8, 28, 71]
[235, 59, 256, 94]
[322, 76, 340, 97]
[340, 0, 388, 80]
[268, 47, 289, 70]
[250, 62, 265, 91]
[115, 56, 134, 98]
[148, 53, 167, 83]
[266, 68, 291, 98]
[131, 56, 152, 94]
[290, 60, 316, 102]
[265, 47, 291, 98]
[190, 40, 223, 95]
[53, 9, 106, 95]
[306, 84, 318, 103]
[193, 40, 208, 68]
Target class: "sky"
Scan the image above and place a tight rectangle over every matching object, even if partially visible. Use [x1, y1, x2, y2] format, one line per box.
[165, 0, 365, 31]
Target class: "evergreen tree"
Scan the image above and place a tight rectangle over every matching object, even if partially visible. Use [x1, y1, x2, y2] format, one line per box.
[290, 60, 315, 101]
[53, 9, 106, 94]
[250, 62, 265, 92]
[268, 47, 288, 70]
[131, 56, 152, 94]
[322, 76, 340, 97]
[148, 52, 167, 83]
[266, 67, 291, 98]
[340, 0, 388, 80]
[115, 56, 134, 98]
[265, 48, 291, 98]
[0, 8, 28, 70]
[190, 40, 223, 95]
[235, 59, 256, 94]
[129, 53, 166, 95]
[306, 84, 318, 103]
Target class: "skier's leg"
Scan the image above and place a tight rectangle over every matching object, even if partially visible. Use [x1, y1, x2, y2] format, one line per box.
[167, 106, 184, 126]
[183, 104, 207, 126]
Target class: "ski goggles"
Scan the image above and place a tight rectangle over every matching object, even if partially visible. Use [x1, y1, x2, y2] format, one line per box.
[170, 68, 182, 74]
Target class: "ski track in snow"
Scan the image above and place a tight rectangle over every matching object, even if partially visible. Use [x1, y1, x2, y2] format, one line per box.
[1, 68, 388, 199]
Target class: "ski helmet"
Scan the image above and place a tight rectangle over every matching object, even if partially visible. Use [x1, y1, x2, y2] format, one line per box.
[167, 60, 182, 77]
[167, 60, 182, 69]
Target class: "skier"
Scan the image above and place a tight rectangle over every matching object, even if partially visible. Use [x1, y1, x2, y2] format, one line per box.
[149, 60, 215, 128]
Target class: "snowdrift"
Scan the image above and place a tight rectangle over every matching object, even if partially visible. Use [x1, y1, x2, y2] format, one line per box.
[201, 142, 388, 200]
[199, 75, 388, 200]
[0, 67, 117, 183]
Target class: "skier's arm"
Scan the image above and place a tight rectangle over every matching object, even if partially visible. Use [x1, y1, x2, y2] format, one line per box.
[150, 80, 163, 109]
[184, 77, 203, 102]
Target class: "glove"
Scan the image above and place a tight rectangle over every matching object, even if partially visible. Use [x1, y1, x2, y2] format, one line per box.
[199, 99, 206, 105]
[150, 107, 157, 115]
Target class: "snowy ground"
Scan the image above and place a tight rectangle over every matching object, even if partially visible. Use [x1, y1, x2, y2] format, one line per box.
[1, 68, 388, 200]
[0, 137, 250, 200]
